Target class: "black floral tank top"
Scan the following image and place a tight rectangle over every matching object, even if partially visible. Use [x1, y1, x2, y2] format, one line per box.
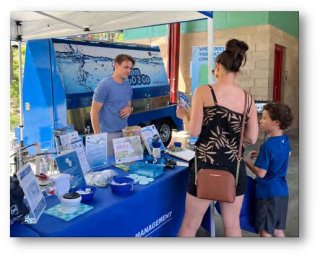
[195, 85, 252, 168]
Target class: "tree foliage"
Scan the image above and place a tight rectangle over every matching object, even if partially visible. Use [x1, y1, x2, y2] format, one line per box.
[10, 44, 26, 130]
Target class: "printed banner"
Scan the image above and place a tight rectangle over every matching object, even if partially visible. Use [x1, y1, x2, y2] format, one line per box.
[191, 46, 225, 93]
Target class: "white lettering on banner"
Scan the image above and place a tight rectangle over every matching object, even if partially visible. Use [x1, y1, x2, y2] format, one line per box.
[135, 211, 173, 237]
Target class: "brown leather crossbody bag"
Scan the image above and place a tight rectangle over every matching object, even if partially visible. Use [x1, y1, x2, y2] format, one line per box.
[195, 90, 248, 203]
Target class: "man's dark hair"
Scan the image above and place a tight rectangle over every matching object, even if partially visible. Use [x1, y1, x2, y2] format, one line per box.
[264, 102, 294, 130]
[114, 54, 135, 66]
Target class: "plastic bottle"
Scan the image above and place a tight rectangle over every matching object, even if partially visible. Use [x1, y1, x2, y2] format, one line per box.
[40, 157, 49, 175]
[152, 141, 161, 159]
[174, 141, 182, 151]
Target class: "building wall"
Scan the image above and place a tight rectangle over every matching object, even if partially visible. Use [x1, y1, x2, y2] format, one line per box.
[124, 12, 299, 39]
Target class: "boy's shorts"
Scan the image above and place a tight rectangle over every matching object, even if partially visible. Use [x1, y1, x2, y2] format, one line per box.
[255, 196, 289, 235]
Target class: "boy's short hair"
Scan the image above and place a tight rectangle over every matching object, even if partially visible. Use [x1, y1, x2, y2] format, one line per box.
[114, 54, 135, 67]
[264, 102, 294, 130]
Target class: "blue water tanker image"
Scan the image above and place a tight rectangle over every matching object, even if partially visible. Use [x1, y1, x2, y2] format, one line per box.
[18, 38, 183, 153]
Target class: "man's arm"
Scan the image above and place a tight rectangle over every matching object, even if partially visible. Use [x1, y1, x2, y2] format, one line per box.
[120, 101, 133, 118]
[91, 100, 103, 134]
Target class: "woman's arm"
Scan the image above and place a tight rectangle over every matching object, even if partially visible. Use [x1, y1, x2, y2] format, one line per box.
[188, 88, 204, 137]
[244, 96, 259, 144]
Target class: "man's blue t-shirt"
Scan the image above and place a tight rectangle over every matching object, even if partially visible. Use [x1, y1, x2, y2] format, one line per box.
[254, 135, 291, 199]
[93, 76, 132, 132]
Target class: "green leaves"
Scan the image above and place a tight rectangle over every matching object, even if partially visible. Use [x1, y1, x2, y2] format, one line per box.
[10, 44, 26, 129]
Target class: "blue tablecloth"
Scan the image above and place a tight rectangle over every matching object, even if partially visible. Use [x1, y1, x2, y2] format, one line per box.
[11, 165, 189, 237]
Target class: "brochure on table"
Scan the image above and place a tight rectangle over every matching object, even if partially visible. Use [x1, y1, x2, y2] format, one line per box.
[140, 125, 165, 155]
[112, 136, 144, 164]
[16, 163, 46, 224]
[69, 138, 91, 175]
[85, 132, 109, 170]
[59, 131, 79, 148]
[53, 125, 78, 149]
[55, 150, 87, 190]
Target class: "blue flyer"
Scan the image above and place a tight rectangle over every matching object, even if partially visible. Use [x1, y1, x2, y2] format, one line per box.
[141, 125, 165, 155]
[55, 151, 87, 190]
[178, 91, 191, 110]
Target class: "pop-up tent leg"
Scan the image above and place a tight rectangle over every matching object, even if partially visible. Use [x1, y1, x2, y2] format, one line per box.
[207, 13, 216, 237]
[208, 13, 214, 85]
[16, 21, 24, 170]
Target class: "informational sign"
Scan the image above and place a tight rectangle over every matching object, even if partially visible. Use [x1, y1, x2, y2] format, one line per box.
[59, 131, 79, 149]
[69, 139, 91, 175]
[55, 151, 87, 190]
[191, 46, 225, 93]
[112, 136, 143, 164]
[140, 125, 165, 155]
[85, 132, 109, 170]
[16, 164, 46, 224]
[56, 131, 91, 175]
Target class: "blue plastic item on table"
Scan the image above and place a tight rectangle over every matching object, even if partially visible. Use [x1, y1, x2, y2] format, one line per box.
[158, 157, 167, 165]
[152, 141, 161, 148]
[79, 186, 96, 203]
[72, 185, 96, 203]
[152, 141, 161, 158]
[174, 142, 182, 148]
[129, 161, 164, 178]
[145, 155, 154, 163]
[110, 176, 134, 196]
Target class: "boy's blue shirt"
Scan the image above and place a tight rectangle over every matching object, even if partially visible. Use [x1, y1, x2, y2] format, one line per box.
[254, 134, 291, 199]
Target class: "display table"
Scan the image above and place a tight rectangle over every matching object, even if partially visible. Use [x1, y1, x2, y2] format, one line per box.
[11, 165, 189, 237]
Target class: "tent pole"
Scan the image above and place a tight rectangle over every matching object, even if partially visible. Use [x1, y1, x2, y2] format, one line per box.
[16, 21, 24, 170]
[207, 13, 216, 237]
[18, 40, 23, 142]
[208, 15, 214, 85]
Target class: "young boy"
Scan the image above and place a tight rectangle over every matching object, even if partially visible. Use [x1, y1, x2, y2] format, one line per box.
[245, 102, 293, 237]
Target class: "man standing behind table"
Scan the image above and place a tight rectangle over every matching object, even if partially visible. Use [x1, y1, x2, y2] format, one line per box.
[91, 54, 135, 134]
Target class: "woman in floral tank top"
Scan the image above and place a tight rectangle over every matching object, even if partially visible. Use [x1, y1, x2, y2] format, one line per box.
[177, 39, 259, 237]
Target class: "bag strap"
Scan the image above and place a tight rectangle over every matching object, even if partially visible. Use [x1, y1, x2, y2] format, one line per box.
[208, 84, 218, 105]
[195, 89, 248, 186]
[235, 90, 248, 185]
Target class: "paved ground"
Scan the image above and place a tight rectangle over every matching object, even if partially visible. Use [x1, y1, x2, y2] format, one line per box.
[196, 128, 299, 237]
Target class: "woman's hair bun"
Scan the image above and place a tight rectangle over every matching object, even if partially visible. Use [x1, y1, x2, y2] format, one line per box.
[216, 38, 249, 72]
[226, 39, 249, 57]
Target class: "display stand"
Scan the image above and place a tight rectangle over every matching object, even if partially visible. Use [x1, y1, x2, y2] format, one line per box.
[16, 163, 46, 224]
